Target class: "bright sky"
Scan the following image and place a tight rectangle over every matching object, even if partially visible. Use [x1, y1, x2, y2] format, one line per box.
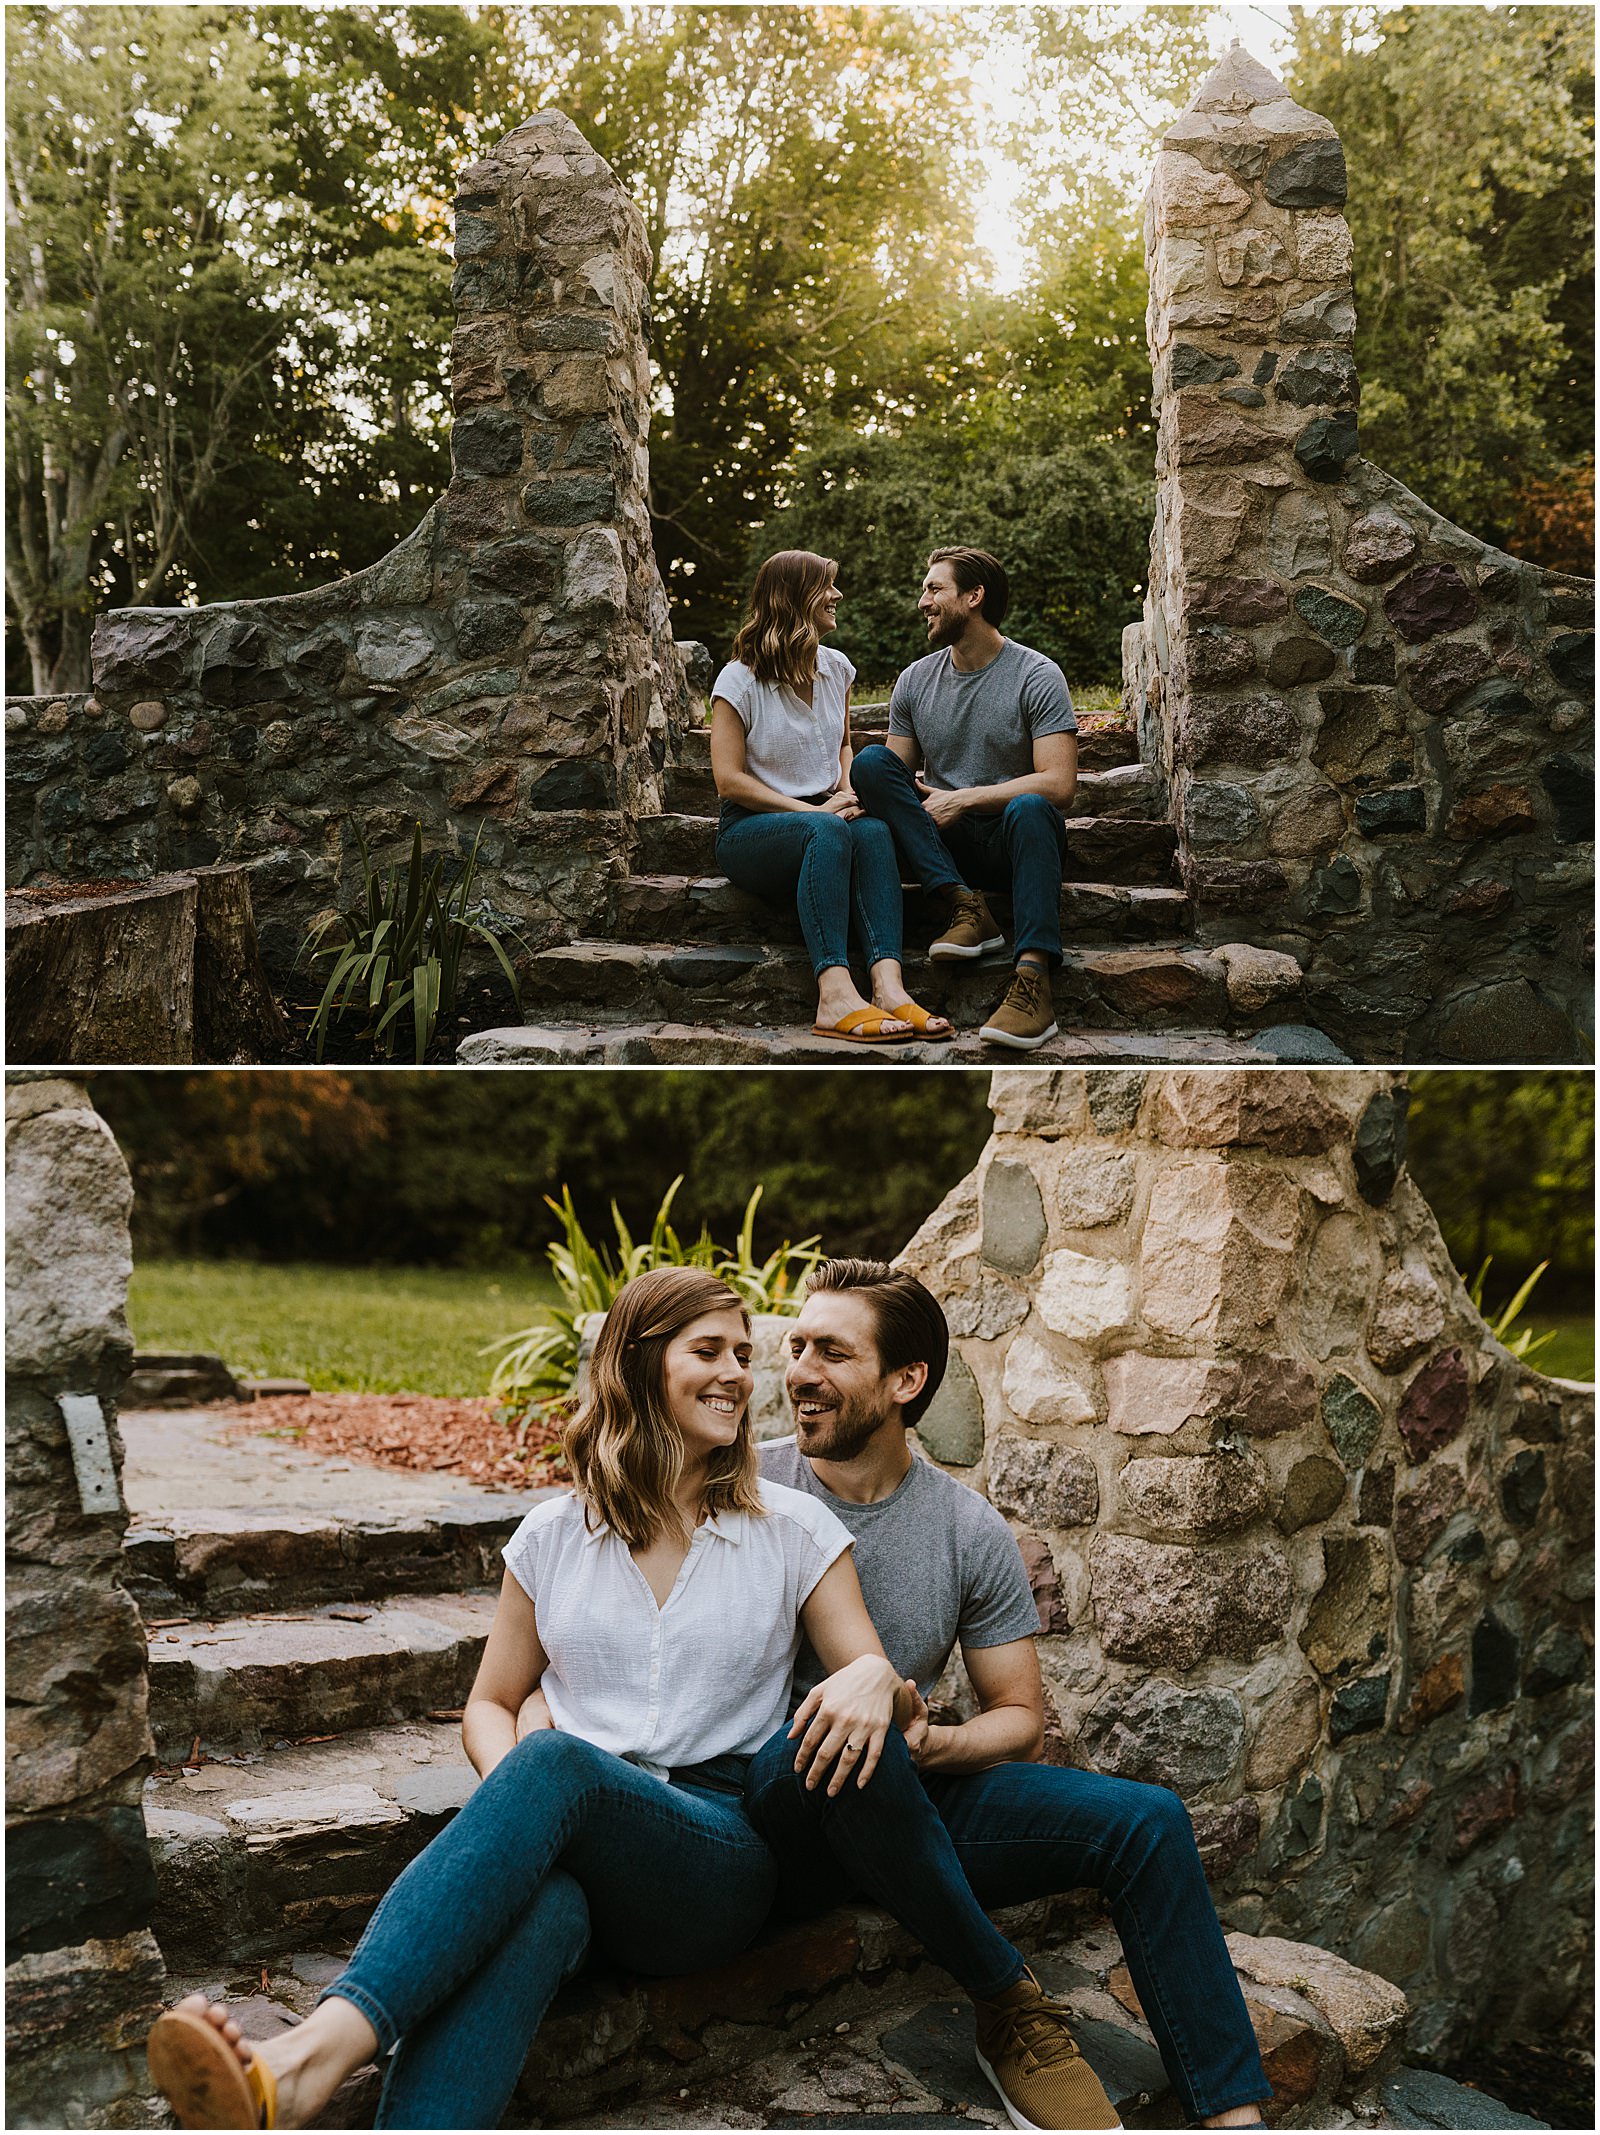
[968, 3, 1307, 292]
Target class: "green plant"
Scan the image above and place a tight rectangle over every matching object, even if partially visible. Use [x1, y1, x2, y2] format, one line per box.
[488, 1177, 823, 1442]
[1468, 1256, 1559, 1365]
[300, 821, 524, 1063]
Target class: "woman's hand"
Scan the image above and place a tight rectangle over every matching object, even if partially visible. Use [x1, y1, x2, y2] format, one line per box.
[516, 1687, 555, 1741]
[788, 1653, 906, 1795]
[820, 788, 863, 820]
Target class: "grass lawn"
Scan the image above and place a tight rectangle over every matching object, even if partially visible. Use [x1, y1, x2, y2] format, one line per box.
[127, 1260, 560, 1398]
[1524, 1316, 1595, 1383]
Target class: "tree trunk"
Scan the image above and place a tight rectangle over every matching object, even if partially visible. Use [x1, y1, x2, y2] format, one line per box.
[5, 877, 197, 1064]
[192, 866, 287, 1063]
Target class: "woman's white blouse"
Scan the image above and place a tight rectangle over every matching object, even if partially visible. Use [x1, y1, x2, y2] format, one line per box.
[501, 1478, 853, 1776]
[711, 645, 856, 798]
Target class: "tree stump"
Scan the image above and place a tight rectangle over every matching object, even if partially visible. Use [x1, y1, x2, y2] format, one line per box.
[192, 866, 288, 1063]
[5, 866, 284, 1065]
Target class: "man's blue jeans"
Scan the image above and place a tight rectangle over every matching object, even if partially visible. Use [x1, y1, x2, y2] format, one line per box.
[716, 801, 905, 978]
[323, 1733, 775, 2129]
[745, 1725, 1269, 2124]
[850, 744, 1068, 967]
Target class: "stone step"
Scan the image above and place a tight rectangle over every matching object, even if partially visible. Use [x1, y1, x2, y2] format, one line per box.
[662, 761, 1159, 822]
[145, 1718, 476, 1965]
[635, 813, 1177, 885]
[124, 1497, 541, 1618]
[158, 1913, 1424, 2132]
[512, 939, 1295, 1034]
[674, 722, 1142, 774]
[460, 1019, 1350, 1067]
[146, 1593, 499, 1760]
[608, 874, 1192, 949]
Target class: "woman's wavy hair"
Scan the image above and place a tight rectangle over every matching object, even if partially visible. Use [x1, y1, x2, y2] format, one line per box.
[561, 1267, 764, 1548]
[730, 549, 839, 687]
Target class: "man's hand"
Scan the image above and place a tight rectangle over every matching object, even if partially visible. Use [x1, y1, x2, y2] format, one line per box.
[788, 1654, 904, 1795]
[915, 774, 966, 829]
[515, 1687, 555, 1741]
[821, 788, 863, 820]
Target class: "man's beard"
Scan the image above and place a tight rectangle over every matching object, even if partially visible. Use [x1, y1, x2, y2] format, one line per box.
[789, 1384, 897, 1461]
[924, 609, 969, 651]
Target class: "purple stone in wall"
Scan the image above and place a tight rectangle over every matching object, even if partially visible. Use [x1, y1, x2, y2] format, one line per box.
[1397, 1347, 1470, 1460]
[1383, 564, 1479, 644]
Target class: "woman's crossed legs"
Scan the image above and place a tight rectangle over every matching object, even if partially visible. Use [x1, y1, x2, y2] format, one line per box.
[167, 1733, 777, 2130]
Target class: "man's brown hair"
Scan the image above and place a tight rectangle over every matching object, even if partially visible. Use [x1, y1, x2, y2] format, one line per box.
[804, 1257, 949, 1429]
[928, 546, 1010, 626]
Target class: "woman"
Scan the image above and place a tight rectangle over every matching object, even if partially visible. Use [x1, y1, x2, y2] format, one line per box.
[147, 1268, 910, 2129]
[712, 550, 952, 1043]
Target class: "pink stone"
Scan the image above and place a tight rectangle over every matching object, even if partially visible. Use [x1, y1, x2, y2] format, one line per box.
[1396, 1347, 1470, 1459]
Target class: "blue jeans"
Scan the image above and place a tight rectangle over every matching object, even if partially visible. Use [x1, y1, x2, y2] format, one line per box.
[745, 1725, 1269, 2124]
[323, 1733, 776, 2129]
[850, 744, 1068, 967]
[716, 801, 904, 977]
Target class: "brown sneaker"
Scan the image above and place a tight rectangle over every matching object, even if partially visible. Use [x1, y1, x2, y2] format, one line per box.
[973, 1969, 1121, 2130]
[980, 964, 1059, 1051]
[930, 888, 1004, 960]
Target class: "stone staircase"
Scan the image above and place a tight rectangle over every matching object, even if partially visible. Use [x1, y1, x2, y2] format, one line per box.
[463, 719, 1352, 1066]
[122, 1408, 1546, 2129]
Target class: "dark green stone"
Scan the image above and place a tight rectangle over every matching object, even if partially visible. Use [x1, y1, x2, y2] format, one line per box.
[1322, 1374, 1382, 1467]
[917, 1350, 984, 1467]
[1329, 1672, 1389, 1742]
[1294, 584, 1367, 647]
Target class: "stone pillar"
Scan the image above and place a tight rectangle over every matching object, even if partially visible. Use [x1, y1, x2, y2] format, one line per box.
[5, 1073, 165, 2124]
[899, 1068, 1594, 2062]
[1133, 46, 1593, 1062]
[8, 112, 688, 969]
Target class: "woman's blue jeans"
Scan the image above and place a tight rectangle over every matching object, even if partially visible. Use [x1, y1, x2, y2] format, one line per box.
[745, 1724, 1269, 2124]
[716, 801, 905, 977]
[322, 1732, 776, 2129]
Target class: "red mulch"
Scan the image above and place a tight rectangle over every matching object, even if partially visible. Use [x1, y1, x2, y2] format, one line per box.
[217, 1392, 567, 1492]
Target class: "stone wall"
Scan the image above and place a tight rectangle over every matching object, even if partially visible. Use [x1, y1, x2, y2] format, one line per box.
[1128, 46, 1594, 1063]
[4, 112, 689, 972]
[896, 1067, 1593, 2064]
[5, 1073, 166, 2124]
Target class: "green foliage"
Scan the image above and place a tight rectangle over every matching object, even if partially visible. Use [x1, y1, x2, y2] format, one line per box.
[761, 403, 1153, 687]
[489, 1176, 821, 1437]
[1286, 5, 1594, 558]
[1467, 1257, 1557, 1366]
[92, 1069, 996, 1269]
[513, 5, 988, 652]
[1405, 1072, 1594, 1313]
[300, 822, 524, 1063]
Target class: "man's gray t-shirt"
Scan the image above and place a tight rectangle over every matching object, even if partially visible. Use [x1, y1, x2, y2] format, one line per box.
[758, 1438, 1040, 1701]
[888, 639, 1076, 794]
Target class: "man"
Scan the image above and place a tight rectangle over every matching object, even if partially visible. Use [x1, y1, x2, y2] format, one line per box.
[848, 549, 1077, 1052]
[754, 1259, 1271, 2134]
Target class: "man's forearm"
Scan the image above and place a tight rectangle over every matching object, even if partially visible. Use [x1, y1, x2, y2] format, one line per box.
[916, 1703, 1044, 1774]
[943, 769, 1075, 816]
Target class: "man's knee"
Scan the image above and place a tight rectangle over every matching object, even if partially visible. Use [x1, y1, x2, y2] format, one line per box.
[1002, 792, 1064, 840]
[1119, 1778, 1198, 1857]
[850, 744, 905, 801]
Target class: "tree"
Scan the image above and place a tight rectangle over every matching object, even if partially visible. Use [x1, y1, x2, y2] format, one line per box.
[4, 4, 525, 692]
[6, 8, 295, 690]
[512, 5, 989, 651]
[1286, 4, 1595, 561]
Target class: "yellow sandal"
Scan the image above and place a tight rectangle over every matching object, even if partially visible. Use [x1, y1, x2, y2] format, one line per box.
[148, 2006, 278, 2128]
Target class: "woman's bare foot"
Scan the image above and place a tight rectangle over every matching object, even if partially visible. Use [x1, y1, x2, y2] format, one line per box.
[815, 968, 910, 1036]
[867, 957, 952, 1037]
[157, 1991, 378, 2128]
